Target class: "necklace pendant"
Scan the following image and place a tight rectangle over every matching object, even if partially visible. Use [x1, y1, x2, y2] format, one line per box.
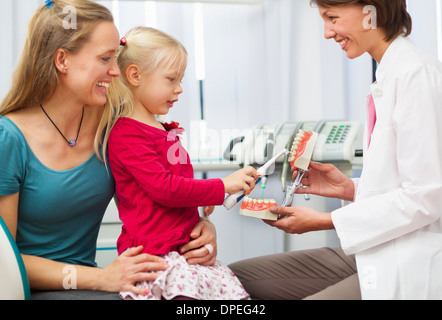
[40, 104, 84, 148]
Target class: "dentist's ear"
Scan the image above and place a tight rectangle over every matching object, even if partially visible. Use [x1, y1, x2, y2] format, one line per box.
[125, 64, 142, 87]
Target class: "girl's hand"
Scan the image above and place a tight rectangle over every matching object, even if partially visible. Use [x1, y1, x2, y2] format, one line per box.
[203, 206, 215, 216]
[292, 162, 355, 201]
[99, 246, 169, 296]
[222, 166, 259, 195]
[181, 218, 217, 266]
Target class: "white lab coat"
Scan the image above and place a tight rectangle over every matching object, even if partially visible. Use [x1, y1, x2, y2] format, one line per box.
[332, 35, 442, 300]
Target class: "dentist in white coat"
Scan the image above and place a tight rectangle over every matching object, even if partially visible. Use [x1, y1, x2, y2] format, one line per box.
[230, 0, 442, 300]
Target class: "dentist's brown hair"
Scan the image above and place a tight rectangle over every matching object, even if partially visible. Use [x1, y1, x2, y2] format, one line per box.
[310, 0, 412, 41]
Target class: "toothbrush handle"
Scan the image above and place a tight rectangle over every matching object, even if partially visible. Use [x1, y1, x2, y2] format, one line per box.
[223, 177, 262, 210]
[223, 190, 245, 210]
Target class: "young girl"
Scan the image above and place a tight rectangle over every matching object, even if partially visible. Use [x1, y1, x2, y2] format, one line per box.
[106, 27, 258, 300]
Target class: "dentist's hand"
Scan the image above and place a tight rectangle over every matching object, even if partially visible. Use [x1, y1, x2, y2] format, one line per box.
[264, 206, 334, 234]
[222, 166, 259, 195]
[292, 162, 355, 201]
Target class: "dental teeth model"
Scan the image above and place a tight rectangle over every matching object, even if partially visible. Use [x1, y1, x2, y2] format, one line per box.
[288, 129, 318, 171]
[239, 197, 278, 221]
[282, 129, 319, 207]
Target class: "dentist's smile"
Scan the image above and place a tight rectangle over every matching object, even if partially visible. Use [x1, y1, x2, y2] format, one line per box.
[338, 38, 349, 50]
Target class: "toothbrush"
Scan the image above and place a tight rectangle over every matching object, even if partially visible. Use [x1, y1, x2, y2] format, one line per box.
[283, 129, 318, 207]
[223, 148, 289, 210]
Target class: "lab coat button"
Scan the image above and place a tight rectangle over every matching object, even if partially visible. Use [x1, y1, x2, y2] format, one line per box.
[372, 88, 383, 97]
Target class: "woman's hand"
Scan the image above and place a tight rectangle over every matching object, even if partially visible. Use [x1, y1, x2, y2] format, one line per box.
[180, 217, 217, 266]
[265, 206, 334, 234]
[293, 162, 355, 201]
[99, 246, 169, 296]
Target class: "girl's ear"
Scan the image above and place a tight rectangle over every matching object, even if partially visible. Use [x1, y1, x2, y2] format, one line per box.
[126, 65, 142, 87]
[54, 48, 69, 74]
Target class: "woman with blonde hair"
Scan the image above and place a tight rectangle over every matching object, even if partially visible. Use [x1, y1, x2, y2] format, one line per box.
[0, 0, 219, 300]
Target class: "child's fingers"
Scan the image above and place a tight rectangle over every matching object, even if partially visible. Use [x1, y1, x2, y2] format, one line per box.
[243, 175, 257, 194]
[243, 166, 260, 180]
[204, 206, 214, 216]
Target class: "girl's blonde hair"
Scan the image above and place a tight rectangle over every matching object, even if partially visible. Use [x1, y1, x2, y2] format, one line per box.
[0, 0, 114, 115]
[96, 26, 188, 162]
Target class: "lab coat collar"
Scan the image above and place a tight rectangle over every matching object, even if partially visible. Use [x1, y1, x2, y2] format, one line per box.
[375, 34, 409, 83]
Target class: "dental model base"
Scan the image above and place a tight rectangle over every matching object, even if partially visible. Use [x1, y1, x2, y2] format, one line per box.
[239, 197, 278, 221]
[223, 148, 289, 210]
[283, 129, 318, 207]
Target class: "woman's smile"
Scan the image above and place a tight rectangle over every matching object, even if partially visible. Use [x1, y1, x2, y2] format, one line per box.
[338, 38, 349, 50]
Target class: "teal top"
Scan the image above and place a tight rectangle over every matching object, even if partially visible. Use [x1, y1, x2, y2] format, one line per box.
[0, 116, 114, 267]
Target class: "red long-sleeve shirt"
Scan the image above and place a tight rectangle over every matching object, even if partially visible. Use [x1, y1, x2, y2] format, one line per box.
[108, 118, 225, 255]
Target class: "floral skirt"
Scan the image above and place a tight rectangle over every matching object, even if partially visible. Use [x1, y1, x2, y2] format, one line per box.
[119, 251, 250, 300]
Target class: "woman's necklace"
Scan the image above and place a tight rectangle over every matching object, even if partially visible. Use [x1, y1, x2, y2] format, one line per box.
[40, 104, 84, 147]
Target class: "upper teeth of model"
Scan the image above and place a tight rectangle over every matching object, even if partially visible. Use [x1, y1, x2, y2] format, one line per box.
[289, 130, 305, 160]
